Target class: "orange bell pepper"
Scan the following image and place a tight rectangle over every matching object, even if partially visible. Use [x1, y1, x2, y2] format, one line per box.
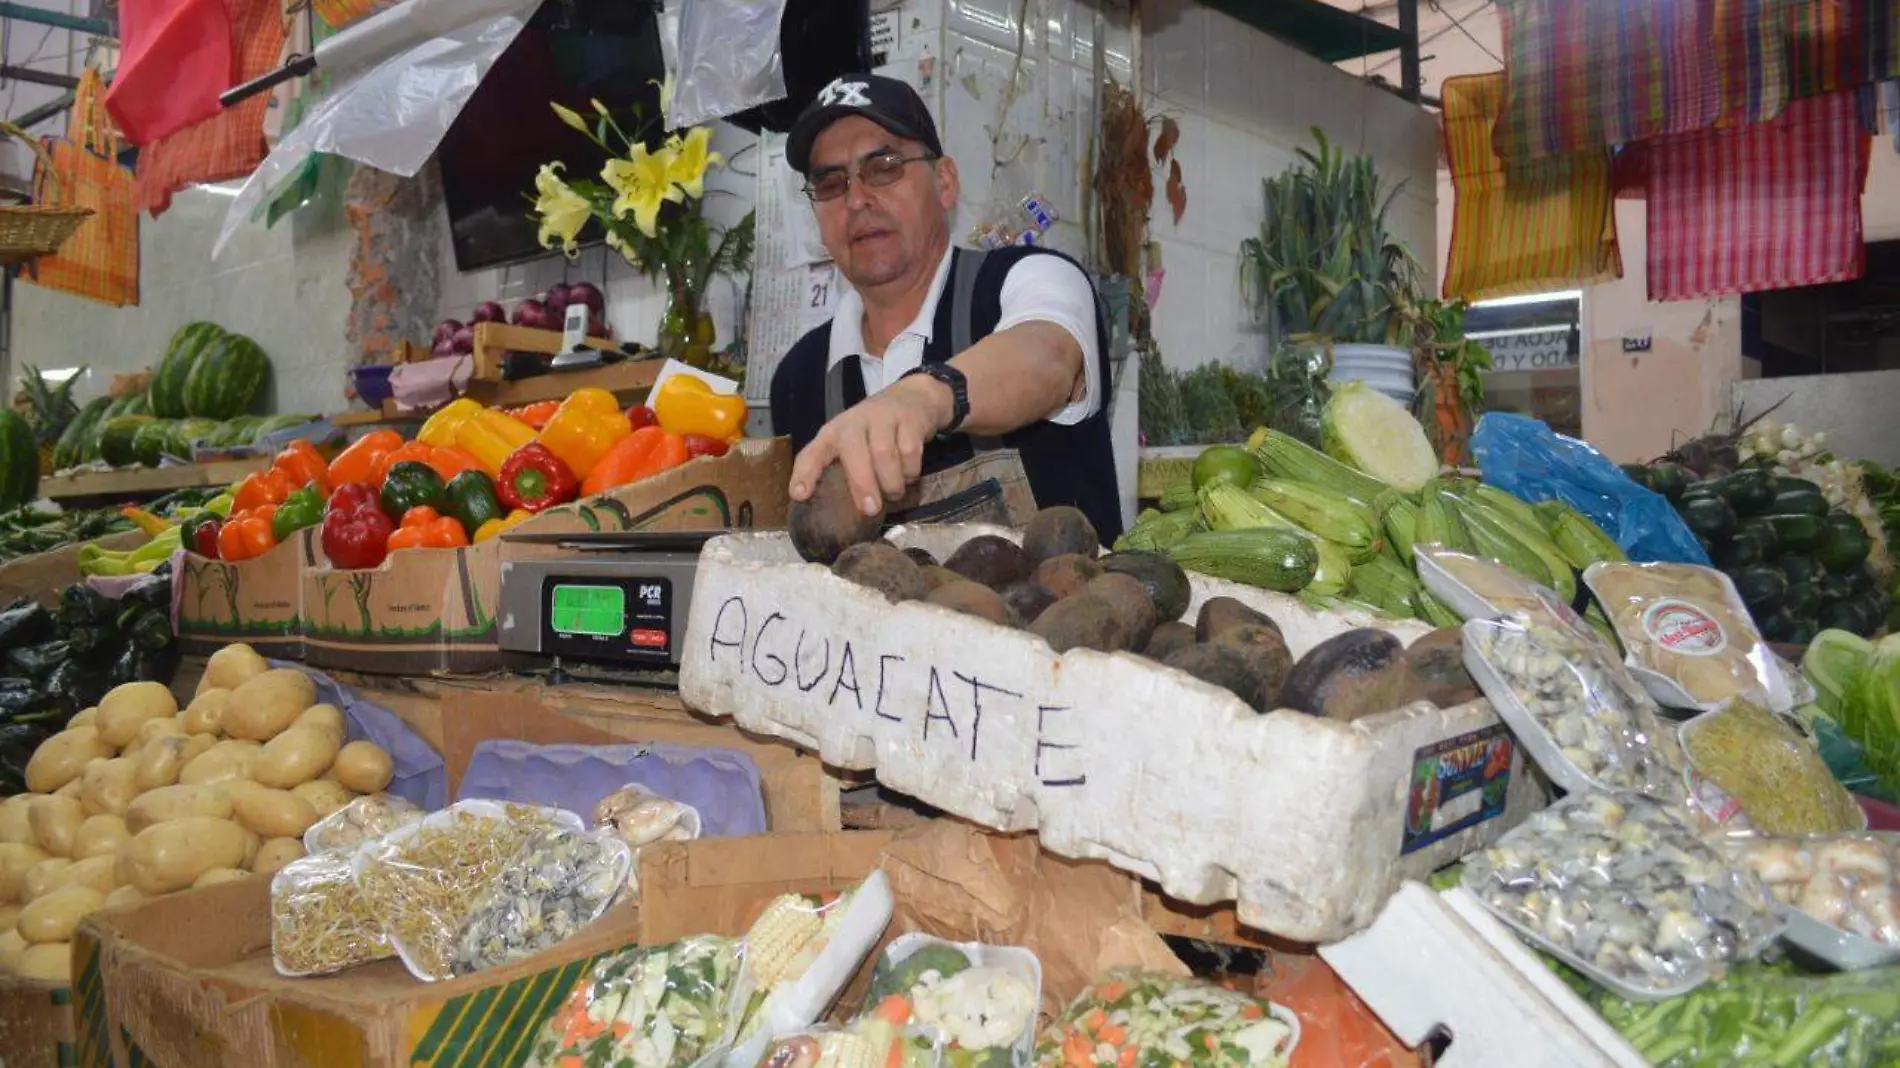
[217, 506, 279, 561]
[386, 505, 470, 552]
[329, 429, 402, 487]
[508, 401, 561, 430]
[371, 441, 483, 486]
[580, 427, 689, 498]
[232, 468, 297, 514]
[273, 439, 332, 494]
[536, 388, 632, 480]
[652, 375, 747, 441]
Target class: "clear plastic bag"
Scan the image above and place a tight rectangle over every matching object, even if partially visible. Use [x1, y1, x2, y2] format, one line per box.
[1680, 700, 1865, 836]
[1463, 793, 1785, 1000]
[270, 851, 393, 977]
[523, 935, 741, 1068]
[1585, 562, 1795, 712]
[1469, 412, 1710, 566]
[667, 0, 791, 130]
[1034, 971, 1300, 1068]
[1462, 617, 1688, 802]
[350, 800, 583, 982]
[1732, 834, 1900, 968]
[859, 934, 1043, 1068]
[450, 827, 632, 977]
[729, 870, 896, 1068]
[593, 783, 704, 849]
[303, 793, 424, 856]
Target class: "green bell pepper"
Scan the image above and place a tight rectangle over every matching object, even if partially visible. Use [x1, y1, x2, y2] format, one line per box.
[272, 483, 327, 542]
[443, 470, 504, 540]
[379, 461, 446, 521]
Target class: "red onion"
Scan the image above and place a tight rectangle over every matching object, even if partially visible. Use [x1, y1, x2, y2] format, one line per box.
[471, 301, 506, 324]
[432, 337, 457, 357]
[451, 324, 476, 354]
[511, 298, 550, 328]
[545, 282, 571, 311]
[433, 319, 463, 347]
[568, 281, 606, 316]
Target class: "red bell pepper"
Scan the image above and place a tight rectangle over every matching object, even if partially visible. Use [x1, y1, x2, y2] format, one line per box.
[498, 443, 579, 513]
[321, 482, 394, 569]
[626, 405, 660, 431]
[682, 433, 730, 460]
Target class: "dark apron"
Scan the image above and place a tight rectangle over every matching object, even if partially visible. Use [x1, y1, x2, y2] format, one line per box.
[822, 249, 1039, 527]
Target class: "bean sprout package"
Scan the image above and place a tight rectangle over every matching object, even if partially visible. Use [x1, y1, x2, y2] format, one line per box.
[1463, 792, 1785, 1000]
[1035, 972, 1300, 1068]
[1679, 700, 1864, 837]
[1583, 562, 1795, 712]
[859, 935, 1044, 1068]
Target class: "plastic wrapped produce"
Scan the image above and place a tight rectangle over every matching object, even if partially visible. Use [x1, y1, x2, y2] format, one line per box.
[1464, 793, 1784, 999]
[1584, 562, 1794, 711]
[1034, 972, 1299, 1068]
[730, 871, 896, 1066]
[594, 784, 702, 855]
[1681, 700, 1864, 836]
[522, 935, 739, 1068]
[450, 828, 631, 976]
[303, 793, 423, 855]
[270, 852, 393, 976]
[1734, 834, 1900, 969]
[860, 935, 1042, 1068]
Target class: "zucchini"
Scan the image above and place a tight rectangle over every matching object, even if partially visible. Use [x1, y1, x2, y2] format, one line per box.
[1305, 538, 1354, 599]
[1158, 482, 1198, 512]
[1818, 514, 1872, 573]
[1769, 485, 1828, 518]
[1679, 495, 1738, 541]
[1733, 565, 1789, 616]
[1767, 513, 1827, 554]
[1715, 468, 1777, 516]
[1415, 483, 1473, 554]
[1533, 499, 1627, 569]
[1346, 554, 1422, 619]
[1252, 429, 1391, 502]
[1167, 529, 1319, 593]
[1379, 493, 1420, 566]
[1199, 484, 1291, 533]
[1458, 496, 1555, 589]
[1250, 479, 1381, 562]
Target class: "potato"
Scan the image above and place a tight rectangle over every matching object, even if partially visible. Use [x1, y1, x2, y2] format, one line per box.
[53, 778, 82, 802]
[179, 739, 263, 786]
[192, 868, 249, 889]
[254, 726, 342, 789]
[125, 784, 232, 834]
[24, 727, 115, 793]
[67, 707, 97, 729]
[79, 757, 138, 817]
[124, 817, 247, 894]
[28, 796, 84, 858]
[133, 716, 188, 750]
[221, 670, 316, 742]
[96, 682, 178, 748]
[294, 704, 348, 744]
[52, 855, 116, 895]
[0, 842, 47, 901]
[18, 942, 72, 982]
[239, 828, 262, 869]
[21, 858, 71, 902]
[0, 929, 25, 974]
[0, 904, 17, 932]
[181, 689, 230, 735]
[0, 796, 35, 845]
[134, 734, 216, 792]
[250, 837, 305, 877]
[201, 644, 269, 695]
[289, 780, 351, 818]
[233, 789, 319, 839]
[19, 885, 103, 944]
[330, 741, 393, 794]
[102, 886, 144, 910]
[71, 816, 130, 861]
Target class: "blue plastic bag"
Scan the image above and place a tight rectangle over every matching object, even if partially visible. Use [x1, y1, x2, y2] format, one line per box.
[275, 662, 448, 811]
[1470, 412, 1710, 566]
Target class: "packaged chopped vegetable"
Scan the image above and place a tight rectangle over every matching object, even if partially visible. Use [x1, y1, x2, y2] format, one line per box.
[1463, 792, 1784, 1000]
[523, 935, 740, 1068]
[450, 827, 631, 977]
[860, 935, 1042, 1068]
[270, 851, 393, 977]
[1733, 833, 1900, 970]
[729, 870, 896, 1068]
[350, 800, 583, 982]
[303, 793, 424, 856]
[1584, 561, 1794, 711]
[1462, 617, 1688, 802]
[1034, 972, 1299, 1068]
[1680, 700, 1864, 836]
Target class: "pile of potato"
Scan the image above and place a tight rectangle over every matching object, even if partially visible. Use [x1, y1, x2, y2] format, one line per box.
[0, 644, 396, 983]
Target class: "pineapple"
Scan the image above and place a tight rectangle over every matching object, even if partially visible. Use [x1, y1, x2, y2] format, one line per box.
[19, 365, 81, 475]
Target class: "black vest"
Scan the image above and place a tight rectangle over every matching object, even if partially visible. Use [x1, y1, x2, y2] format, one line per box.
[769, 246, 1123, 542]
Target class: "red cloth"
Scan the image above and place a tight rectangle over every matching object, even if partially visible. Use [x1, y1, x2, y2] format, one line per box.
[134, 0, 284, 216]
[1646, 91, 1870, 301]
[105, 0, 235, 146]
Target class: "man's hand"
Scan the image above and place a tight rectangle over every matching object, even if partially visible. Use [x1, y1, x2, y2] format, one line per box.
[788, 374, 951, 515]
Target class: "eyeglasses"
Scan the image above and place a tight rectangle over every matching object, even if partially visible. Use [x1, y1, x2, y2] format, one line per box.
[804, 152, 938, 202]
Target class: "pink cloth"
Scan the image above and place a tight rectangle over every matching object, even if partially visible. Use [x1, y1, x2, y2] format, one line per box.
[388, 356, 473, 412]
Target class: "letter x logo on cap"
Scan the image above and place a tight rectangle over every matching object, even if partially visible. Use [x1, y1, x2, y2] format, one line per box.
[787, 73, 944, 175]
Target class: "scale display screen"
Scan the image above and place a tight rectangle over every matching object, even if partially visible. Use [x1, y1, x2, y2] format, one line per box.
[550, 584, 626, 637]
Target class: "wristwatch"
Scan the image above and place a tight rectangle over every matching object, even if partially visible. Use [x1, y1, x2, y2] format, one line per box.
[903, 363, 970, 436]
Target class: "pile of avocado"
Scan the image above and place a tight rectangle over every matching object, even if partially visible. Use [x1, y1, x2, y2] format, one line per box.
[1633, 463, 1888, 642]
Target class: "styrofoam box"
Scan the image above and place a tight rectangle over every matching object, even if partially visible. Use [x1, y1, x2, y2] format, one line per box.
[678, 525, 1548, 943]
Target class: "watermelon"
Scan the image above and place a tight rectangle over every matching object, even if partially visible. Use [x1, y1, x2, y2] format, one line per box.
[99, 415, 155, 467]
[249, 413, 316, 443]
[151, 322, 226, 418]
[0, 411, 39, 510]
[53, 396, 112, 470]
[123, 392, 152, 416]
[169, 418, 219, 458]
[183, 332, 270, 419]
[132, 419, 177, 467]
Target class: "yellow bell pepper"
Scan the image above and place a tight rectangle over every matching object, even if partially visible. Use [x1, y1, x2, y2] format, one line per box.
[653, 375, 747, 441]
[418, 398, 536, 477]
[536, 388, 631, 479]
[473, 508, 535, 543]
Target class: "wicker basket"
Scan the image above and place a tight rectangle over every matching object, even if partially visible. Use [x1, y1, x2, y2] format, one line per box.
[0, 122, 93, 267]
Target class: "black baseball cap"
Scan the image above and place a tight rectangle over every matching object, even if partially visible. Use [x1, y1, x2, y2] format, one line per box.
[786, 74, 944, 175]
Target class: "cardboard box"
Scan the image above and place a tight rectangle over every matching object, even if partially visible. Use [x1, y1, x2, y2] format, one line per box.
[0, 529, 144, 607]
[72, 831, 891, 1068]
[173, 528, 317, 659]
[679, 524, 1543, 945]
[0, 977, 75, 1068]
[301, 437, 791, 676]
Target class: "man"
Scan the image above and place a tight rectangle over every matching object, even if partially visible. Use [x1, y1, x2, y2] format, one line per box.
[770, 74, 1123, 542]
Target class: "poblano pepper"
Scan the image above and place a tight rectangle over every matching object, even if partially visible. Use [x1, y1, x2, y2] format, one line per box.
[272, 483, 326, 542]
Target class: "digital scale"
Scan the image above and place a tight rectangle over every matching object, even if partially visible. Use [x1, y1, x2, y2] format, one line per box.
[496, 531, 714, 669]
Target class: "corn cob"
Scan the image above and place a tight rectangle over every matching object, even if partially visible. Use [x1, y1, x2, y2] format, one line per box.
[1346, 553, 1422, 619]
[1379, 493, 1421, 566]
[743, 894, 826, 989]
[816, 1030, 884, 1068]
[1252, 429, 1390, 502]
[1158, 481, 1198, 512]
[1533, 499, 1628, 569]
[1251, 479, 1382, 563]
[1413, 480, 1472, 554]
